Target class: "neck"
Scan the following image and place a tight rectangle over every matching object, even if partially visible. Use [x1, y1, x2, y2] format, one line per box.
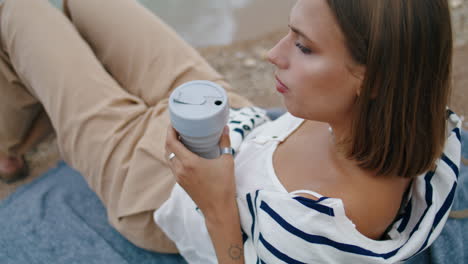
[328, 118, 350, 143]
[327, 118, 354, 165]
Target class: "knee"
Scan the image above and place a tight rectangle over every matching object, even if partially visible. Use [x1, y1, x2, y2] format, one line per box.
[62, 0, 110, 20]
[62, 0, 91, 21]
[61, 0, 110, 31]
[62, 0, 82, 21]
[63, 0, 71, 18]
[0, 0, 50, 49]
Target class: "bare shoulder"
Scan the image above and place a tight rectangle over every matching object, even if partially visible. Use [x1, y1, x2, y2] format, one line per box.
[275, 119, 411, 240]
[338, 176, 411, 240]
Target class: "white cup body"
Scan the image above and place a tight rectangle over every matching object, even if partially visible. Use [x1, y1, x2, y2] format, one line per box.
[179, 130, 224, 159]
[169, 80, 229, 159]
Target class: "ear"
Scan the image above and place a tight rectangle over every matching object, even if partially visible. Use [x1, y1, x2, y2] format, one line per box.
[351, 65, 366, 97]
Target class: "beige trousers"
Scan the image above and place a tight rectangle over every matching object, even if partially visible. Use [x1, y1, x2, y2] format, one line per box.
[0, 0, 252, 253]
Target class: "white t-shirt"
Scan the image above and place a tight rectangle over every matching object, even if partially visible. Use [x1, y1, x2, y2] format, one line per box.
[154, 110, 462, 264]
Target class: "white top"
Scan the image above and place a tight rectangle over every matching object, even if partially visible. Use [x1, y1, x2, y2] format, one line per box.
[154, 109, 462, 264]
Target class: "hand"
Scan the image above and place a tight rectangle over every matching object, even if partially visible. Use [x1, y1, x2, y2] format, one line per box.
[165, 125, 237, 218]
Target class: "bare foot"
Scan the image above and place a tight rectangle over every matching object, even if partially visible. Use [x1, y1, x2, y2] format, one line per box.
[0, 154, 28, 183]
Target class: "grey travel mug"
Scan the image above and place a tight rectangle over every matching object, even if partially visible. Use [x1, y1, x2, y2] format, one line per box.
[169, 80, 230, 159]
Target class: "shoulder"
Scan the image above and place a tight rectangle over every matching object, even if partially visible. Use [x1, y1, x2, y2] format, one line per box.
[330, 174, 412, 240]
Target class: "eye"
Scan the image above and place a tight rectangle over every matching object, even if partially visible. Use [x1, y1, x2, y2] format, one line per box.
[295, 42, 312, 55]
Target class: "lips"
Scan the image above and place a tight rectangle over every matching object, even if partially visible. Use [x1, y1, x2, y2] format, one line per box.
[275, 75, 289, 93]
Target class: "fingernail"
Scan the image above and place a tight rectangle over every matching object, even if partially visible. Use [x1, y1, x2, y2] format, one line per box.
[223, 126, 229, 135]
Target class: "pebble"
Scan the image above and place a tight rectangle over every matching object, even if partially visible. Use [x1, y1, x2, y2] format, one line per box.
[243, 58, 257, 67]
[450, 0, 463, 8]
[253, 47, 270, 60]
[235, 51, 246, 59]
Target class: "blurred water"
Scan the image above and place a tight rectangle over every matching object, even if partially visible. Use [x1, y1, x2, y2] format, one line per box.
[450, 0, 468, 46]
[137, 0, 245, 46]
[44, 0, 293, 47]
[133, 0, 294, 47]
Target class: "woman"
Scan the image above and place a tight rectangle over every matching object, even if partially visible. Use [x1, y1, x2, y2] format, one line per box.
[0, 0, 461, 263]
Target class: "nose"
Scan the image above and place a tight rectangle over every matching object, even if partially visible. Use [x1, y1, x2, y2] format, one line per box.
[267, 36, 289, 69]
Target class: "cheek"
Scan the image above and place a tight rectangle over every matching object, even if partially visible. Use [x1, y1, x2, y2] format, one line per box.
[321, 66, 358, 110]
[295, 60, 344, 96]
[289, 61, 358, 118]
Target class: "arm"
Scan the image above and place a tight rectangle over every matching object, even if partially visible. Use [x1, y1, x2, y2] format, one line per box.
[205, 199, 244, 264]
[165, 125, 245, 263]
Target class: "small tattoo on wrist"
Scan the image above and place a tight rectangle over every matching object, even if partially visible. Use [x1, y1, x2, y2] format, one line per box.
[228, 244, 243, 260]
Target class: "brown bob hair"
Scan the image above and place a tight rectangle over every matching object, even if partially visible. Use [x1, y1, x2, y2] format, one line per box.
[326, 0, 453, 178]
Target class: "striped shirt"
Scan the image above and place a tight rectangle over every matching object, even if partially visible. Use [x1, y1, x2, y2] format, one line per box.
[154, 109, 462, 264]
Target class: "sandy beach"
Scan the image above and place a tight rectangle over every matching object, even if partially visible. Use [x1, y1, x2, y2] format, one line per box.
[0, 0, 467, 199]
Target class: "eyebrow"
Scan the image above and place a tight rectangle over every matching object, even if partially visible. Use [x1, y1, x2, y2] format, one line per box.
[288, 24, 316, 46]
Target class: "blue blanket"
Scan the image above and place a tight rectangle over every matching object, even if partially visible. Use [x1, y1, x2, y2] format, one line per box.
[1, 129, 467, 264]
[0, 162, 187, 264]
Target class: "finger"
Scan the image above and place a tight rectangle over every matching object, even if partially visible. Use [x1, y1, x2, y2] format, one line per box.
[165, 150, 183, 176]
[166, 125, 196, 161]
[165, 150, 177, 164]
[219, 125, 232, 149]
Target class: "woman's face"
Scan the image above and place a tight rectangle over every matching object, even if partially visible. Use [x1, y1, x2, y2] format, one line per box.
[267, 0, 364, 124]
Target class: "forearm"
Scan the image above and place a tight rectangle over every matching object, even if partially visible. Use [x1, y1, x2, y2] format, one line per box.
[205, 199, 245, 264]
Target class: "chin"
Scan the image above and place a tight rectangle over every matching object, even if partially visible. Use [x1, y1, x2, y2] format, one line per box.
[283, 98, 327, 121]
[286, 105, 329, 123]
[283, 104, 307, 120]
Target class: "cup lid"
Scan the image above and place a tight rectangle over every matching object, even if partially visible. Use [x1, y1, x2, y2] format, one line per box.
[169, 80, 229, 137]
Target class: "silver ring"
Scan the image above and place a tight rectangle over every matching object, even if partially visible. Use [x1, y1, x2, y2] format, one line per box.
[220, 147, 235, 156]
[168, 152, 176, 161]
